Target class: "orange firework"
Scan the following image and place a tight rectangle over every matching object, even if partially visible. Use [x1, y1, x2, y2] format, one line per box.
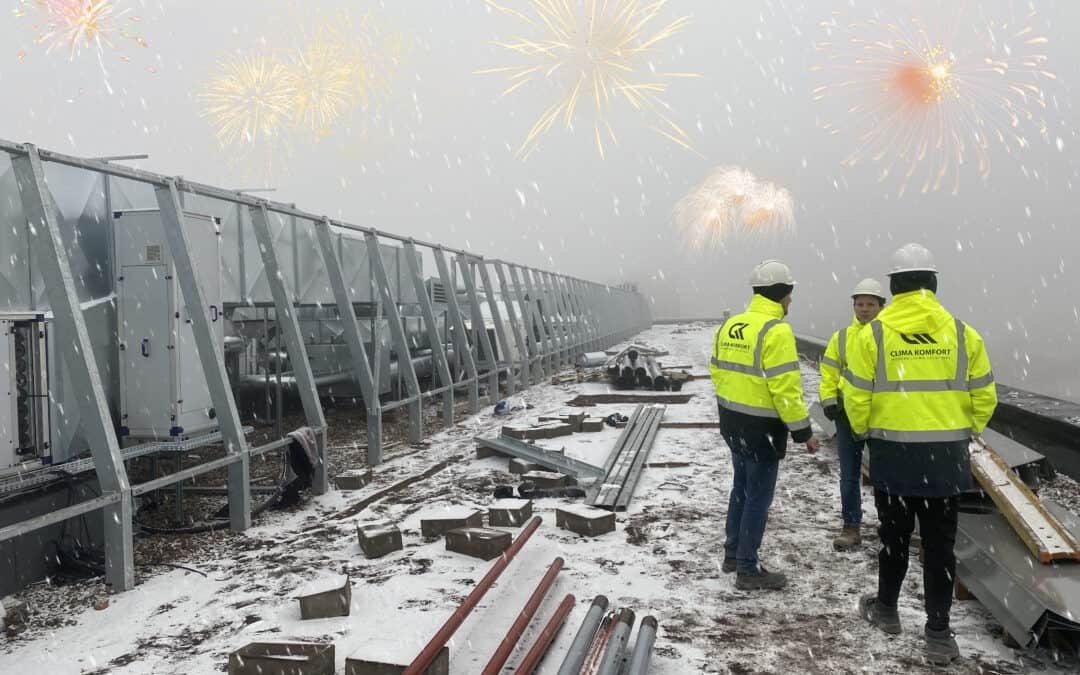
[15, 0, 145, 60]
[813, 7, 1055, 195]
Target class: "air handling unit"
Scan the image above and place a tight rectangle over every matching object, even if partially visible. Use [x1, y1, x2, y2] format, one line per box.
[113, 209, 222, 439]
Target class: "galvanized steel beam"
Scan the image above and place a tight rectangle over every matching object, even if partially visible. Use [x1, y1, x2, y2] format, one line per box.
[249, 204, 328, 494]
[315, 218, 383, 465]
[11, 145, 134, 590]
[492, 261, 532, 388]
[470, 256, 515, 397]
[367, 231, 423, 444]
[403, 240, 455, 428]
[433, 248, 480, 412]
[157, 180, 253, 531]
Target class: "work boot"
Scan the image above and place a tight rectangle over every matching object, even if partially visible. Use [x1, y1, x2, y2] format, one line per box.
[735, 565, 787, 591]
[721, 558, 736, 573]
[924, 627, 960, 666]
[833, 524, 862, 551]
[859, 594, 902, 635]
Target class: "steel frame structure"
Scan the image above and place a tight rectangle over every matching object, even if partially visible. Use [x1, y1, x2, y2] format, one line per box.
[0, 139, 650, 592]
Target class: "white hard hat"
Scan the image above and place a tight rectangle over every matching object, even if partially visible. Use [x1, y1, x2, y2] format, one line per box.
[851, 278, 886, 300]
[888, 243, 937, 275]
[749, 259, 795, 287]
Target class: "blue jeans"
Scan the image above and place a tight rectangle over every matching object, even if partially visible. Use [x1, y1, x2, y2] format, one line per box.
[723, 451, 779, 574]
[836, 410, 865, 525]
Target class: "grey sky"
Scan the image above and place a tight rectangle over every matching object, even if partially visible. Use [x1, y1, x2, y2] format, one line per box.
[1, 0, 1077, 400]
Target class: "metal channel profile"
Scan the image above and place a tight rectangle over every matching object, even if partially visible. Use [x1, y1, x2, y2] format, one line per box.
[970, 437, 1080, 562]
[474, 436, 604, 482]
[589, 405, 665, 511]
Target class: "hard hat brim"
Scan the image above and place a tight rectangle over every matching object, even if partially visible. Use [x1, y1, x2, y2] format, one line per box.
[887, 267, 938, 275]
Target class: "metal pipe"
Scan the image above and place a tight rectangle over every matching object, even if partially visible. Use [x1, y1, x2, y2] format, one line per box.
[576, 352, 608, 368]
[557, 595, 610, 675]
[482, 557, 565, 675]
[596, 608, 636, 675]
[404, 516, 543, 675]
[625, 615, 658, 675]
[513, 593, 576, 675]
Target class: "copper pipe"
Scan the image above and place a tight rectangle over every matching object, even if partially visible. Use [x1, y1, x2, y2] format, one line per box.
[513, 593, 576, 675]
[404, 516, 542, 675]
[482, 557, 565, 675]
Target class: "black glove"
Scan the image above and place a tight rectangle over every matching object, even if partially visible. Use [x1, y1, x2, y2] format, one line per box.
[823, 404, 838, 421]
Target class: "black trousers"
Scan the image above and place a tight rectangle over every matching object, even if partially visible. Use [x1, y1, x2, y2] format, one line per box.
[874, 490, 959, 632]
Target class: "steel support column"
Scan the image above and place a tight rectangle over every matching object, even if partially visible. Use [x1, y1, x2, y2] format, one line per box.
[12, 146, 135, 591]
[403, 240, 455, 428]
[434, 248, 481, 412]
[517, 266, 553, 377]
[471, 256, 515, 397]
[155, 181, 255, 530]
[315, 218, 383, 465]
[367, 232, 423, 444]
[492, 261, 532, 387]
[249, 205, 328, 494]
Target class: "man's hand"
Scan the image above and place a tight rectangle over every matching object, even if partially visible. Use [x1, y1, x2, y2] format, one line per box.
[805, 436, 820, 454]
[823, 404, 837, 421]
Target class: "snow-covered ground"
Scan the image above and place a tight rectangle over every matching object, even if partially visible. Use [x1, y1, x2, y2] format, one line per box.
[2, 323, 1078, 674]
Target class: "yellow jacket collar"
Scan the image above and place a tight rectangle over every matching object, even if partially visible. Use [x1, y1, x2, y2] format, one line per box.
[748, 294, 785, 319]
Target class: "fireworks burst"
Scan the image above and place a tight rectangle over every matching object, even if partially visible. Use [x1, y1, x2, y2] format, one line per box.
[480, 0, 697, 160]
[813, 6, 1055, 196]
[198, 9, 400, 177]
[675, 167, 794, 249]
[199, 53, 296, 149]
[14, 0, 146, 60]
[289, 12, 399, 138]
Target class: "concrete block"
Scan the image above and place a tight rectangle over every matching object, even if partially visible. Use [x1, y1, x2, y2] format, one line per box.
[335, 469, 373, 491]
[502, 421, 574, 440]
[445, 527, 513, 561]
[2, 597, 29, 636]
[346, 645, 449, 675]
[420, 507, 484, 539]
[229, 642, 335, 675]
[580, 418, 604, 432]
[522, 470, 570, 490]
[508, 458, 542, 475]
[476, 444, 507, 459]
[556, 504, 617, 537]
[357, 522, 403, 559]
[488, 499, 533, 527]
[297, 576, 351, 620]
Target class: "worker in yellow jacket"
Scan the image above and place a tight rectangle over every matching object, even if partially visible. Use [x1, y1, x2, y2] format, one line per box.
[710, 260, 819, 591]
[819, 278, 886, 551]
[844, 244, 997, 666]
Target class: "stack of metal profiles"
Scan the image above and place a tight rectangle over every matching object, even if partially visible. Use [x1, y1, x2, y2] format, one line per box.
[588, 404, 666, 511]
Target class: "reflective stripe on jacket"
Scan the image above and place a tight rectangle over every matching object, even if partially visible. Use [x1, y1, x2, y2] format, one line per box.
[843, 290, 997, 442]
[819, 316, 866, 407]
[710, 295, 811, 433]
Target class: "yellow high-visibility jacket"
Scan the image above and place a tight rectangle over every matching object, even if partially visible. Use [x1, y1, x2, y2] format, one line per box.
[844, 290, 997, 442]
[819, 316, 868, 408]
[710, 295, 811, 434]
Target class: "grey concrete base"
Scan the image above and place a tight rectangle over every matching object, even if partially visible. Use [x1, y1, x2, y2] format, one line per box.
[357, 522, 404, 559]
[335, 469, 373, 490]
[556, 505, 616, 537]
[345, 646, 449, 675]
[229, 642, 335, 675]
[420, 508, 484, 539]
[298, 577, 352, 619]
[488, 499, 533, 527]
[509, 458, 542, 475]
[502, 421, 574, 440]
[476, 445, 507, 459]
[580, 418, 604, 432]
[522, 470, 570, 489]
[445, 527, 513, 560]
